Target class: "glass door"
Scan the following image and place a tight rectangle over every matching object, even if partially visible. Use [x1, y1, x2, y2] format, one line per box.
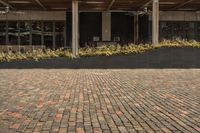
[172, 22, 184, 40]
[20, 21, 31, 45]
[8, 21, 19, 45]
[160, 21, 173, 40]
[44, 21, 53, 49]
[55, 21, 65, 49]
[0, 21, 6, 45]
[184, 22, 195, 40]
[32, 21, 42, 45]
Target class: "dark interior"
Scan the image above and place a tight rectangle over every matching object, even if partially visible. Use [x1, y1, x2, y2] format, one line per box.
[79, 12, 102, 47]
[111, 12, 134, 44]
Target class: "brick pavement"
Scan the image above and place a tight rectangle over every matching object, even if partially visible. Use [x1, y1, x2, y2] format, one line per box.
[0, 69, 199, 133]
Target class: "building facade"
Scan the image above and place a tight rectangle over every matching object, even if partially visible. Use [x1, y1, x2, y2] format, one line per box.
[0, 0, 200, 54]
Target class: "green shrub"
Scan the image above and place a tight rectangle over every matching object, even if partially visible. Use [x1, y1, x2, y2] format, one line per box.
[0, 39, 200, 62]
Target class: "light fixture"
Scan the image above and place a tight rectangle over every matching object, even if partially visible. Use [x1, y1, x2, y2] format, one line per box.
[9, 1, 31, 4]
[85, 1, 104, 4]
[51, 8, 68, 10]
[159, 2, 177, 5]
[116, 7, 131, 10]
[178, 8, 196, 11]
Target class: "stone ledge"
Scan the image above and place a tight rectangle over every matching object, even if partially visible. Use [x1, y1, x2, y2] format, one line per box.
[0, 47, 200, 69]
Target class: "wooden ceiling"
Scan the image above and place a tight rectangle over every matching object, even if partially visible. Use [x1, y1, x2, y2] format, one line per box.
[0, 0, 200, 11]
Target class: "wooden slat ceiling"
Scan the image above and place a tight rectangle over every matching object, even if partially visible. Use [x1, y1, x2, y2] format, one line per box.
[0, 0, 200, 11]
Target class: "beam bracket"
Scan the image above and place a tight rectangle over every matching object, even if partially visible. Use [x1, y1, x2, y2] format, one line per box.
[107, 0, 115, 11]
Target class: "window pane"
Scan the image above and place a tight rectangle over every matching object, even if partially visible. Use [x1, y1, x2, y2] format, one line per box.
[8, 21, 19, 45]
[160, 22, 173, 40]
[55, 22, 65, 48]
[172, 22, 184, 40]
[32, 21, 42, 45]
[44, 21, 53, 49]
[185, 22, 195, 40]
[20, 21, 31, 45]
[0, 21, 6, 45]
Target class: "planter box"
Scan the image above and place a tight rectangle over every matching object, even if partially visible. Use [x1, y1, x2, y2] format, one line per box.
[0, 47, 200, 69]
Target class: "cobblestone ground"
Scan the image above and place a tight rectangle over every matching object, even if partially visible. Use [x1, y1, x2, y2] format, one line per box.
[0, 69, 199, 133]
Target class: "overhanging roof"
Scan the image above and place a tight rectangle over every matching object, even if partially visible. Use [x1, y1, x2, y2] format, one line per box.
[0, 0, 200, 11]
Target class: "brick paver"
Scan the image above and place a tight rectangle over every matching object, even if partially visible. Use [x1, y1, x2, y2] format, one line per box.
[0, 69, 199, 133]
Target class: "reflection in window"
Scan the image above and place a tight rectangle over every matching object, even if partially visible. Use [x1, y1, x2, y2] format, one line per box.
[55, 22, 65, 48]
[185, 22, 195, 40]
[171, 22, 196, 40]
[172, 22, 184, 40]
[1, 20, 66, 48]
[160, 22, 173, 40]
[44, 21, 53, 49]
[32, 21, 42, 45]
[0, 21, 6, 45]
[8, 21, 19, 45]
[20, 21, 31, 45]
[160, 21, 196, 41]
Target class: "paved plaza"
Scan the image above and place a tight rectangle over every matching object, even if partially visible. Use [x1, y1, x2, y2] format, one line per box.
[0, 69, 199, 133]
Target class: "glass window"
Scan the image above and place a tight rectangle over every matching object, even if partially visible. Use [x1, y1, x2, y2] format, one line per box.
[171, 22, 196, 40]
[32, 21, 42, 45]
[8, 21, 19, 45]
[184, 22, 195, 40]
[160, 22, 173, 40]
[0, 21, 6, 45]
[20, 21, 31, 45]
[172, 22, 185, 40]
[55, 22, 65, 49]
[44, 21, 53, 49]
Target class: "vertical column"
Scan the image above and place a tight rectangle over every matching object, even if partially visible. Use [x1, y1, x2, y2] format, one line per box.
[41, 21, 44, 46]
[17, 16, 21, 52]
[6, 20, 8, 45]
[72, 1, 79, 56]
[53, 21, 56, 50]
[64, 22, 67, 48]
[30, 21, 32, 47]
[134, 15, 139, 44]
[18, 21, 20, 46]
[102, 12, 111, 41]
[152, 0, 159, 45]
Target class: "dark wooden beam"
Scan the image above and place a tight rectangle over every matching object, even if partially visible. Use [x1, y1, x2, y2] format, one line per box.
[0, 0, 15, 9]
[34, 0, 46, 10]
[107, 0, 115, 11]
[172, 0, 194, 10]
[139, 0, 152, 10]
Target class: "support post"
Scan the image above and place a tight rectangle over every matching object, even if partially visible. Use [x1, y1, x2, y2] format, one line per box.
[30, 21, 32, 46]
[64, 22, 67, 48]
[102, 12, 111, 41]
[41, 21, 44, 46]
[134, 15, 139, 44]
[6, 20, 8, 45]
[18, 21, 21, 52]
[152, 0, 159, 45]
[18, 22, 20, 46]
[53, 21, 56, 50]
[72, 1, 79, 56]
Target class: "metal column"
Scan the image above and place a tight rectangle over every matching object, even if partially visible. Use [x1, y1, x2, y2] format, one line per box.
[152, 0, 159, 45]
[134, 15, 139, 44]
[102, 12, 111, 41]
[72, 1, 79, 56]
